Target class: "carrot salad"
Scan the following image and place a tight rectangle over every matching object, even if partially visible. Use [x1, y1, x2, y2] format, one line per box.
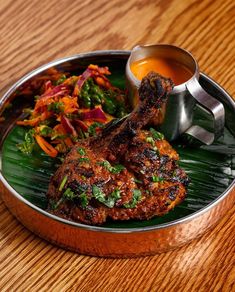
[17, 64, 127, 157]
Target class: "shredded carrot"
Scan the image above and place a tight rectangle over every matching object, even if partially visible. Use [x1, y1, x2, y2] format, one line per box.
[35, 135, 58, 158]
[64, 137, 74, 147]
[17, 117, 41, 127]
[16, 64, 126, 157]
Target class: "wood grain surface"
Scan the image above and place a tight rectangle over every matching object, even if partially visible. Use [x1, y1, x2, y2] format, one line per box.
[0, 0, 235, 291]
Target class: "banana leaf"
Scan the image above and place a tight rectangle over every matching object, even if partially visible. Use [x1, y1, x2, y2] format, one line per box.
[1, 66, 235, 228]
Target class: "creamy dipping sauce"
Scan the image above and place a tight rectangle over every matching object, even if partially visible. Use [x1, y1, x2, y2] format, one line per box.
[131, 57, 193, 85]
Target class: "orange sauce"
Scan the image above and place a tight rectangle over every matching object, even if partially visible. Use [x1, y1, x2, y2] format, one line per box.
[130, 57, 193, 85]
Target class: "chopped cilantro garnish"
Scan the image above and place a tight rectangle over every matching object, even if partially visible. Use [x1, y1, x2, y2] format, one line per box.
[77, 147, 86, 156]
[17, 129, 35, 154]
[39, 125, 53, 137]
[92, 185, 121, 208]
[153, 146, 159, 153]
[59, 175, 68, 191]
[63, 188, 76, 200]
[92, 185, 106, 202]
[56, 74, 67, 85]
[88, 122, 103, 136]
[111, 164, 125, 174]
[98, 160, 125, 174]
[52, 187, 89, 209]
[103, 189, 121, 208]
[152, 175, 164, 182]
[78, 157, 90, 163]
[97, 160, 110, 169]
[146, 136, 155, 147]
[124, 189, 142, 208]
[77, 128, 89, 139]
[150, 128, 164, 140]
[80, 192, 89, 208]
[51, 133, 67, 140]
[47, 102, 64, 113]
[110, 189, 121, 200]
[50, 197, 64, 210]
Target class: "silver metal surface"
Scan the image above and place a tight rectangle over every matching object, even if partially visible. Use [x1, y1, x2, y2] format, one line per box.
[126, 44, 225, 144]
[0, 50, 234, 257]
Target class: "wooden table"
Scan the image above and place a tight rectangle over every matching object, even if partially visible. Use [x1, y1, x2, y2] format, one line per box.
[0, 0, 235, 291]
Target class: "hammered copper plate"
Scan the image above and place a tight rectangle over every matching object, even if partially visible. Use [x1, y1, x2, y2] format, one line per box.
[0, 51, 234, 257]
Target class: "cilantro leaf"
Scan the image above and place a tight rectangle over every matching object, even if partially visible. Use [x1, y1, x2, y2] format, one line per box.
[17, 129, 35, 154]
[152, 175, 164, 182]
[63, 188, 77, 200]
[97, 160, 125, 174]
[92, 185, 121, 208]
[77, 147, 86, 156]
[56, 74, 67, 85]
[124, 189, 142, 208]
[80, 192, 89, 208]
[150, 128, 164, 140]
[78, 157, 90, 163]
[47, 102, 64, 113]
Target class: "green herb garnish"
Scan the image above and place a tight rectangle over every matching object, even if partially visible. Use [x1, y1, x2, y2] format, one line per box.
[97, 160, 125, 174]
[47, 102, 64, 113]
[104, 189, 121, 208]
[51, 133, 67, 140]
[110, 189, 121, 200]
[124, 189, 142, 208]
[111, 164, 125, 174]
[52, 187, 89, 209]
[80, 192, 89, 208]
[17, 129, 35, 154]
[63, 188, 77, 199]
[63, 186, 89, 208]
[78, 157, 90, 163]
[150, 128, 164, 140]
[92, 185, 106, 205]
[51, 187, 77, 209]
[39, 125, 53, 137]
[50, 197, 64, 210]
[88, 122, 103, 136]
[59, 175, 68, 191]
[77, 147, 86, 156]
[92, 185, 121, 208]
[152, 175, 164, 183]
[146, 136, 155, 147]
[56, 74, 67, 85]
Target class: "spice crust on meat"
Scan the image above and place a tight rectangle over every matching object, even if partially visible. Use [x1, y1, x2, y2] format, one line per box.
[47, 72, 190, 225]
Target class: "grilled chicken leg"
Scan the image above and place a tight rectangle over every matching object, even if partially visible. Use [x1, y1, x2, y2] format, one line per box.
[47, 72, 189, 225]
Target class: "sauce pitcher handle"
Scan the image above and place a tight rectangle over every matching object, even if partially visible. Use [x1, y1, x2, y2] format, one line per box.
[185, 78, 225, 145]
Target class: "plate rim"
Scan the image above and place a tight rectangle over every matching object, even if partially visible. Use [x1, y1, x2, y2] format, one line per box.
[0, 49, 234, 234]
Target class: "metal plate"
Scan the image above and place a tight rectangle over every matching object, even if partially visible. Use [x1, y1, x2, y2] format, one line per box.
[0, 51, 235, 257]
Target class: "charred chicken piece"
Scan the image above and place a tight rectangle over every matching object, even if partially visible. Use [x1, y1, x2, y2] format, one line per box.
[47, 72, 189, 225]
